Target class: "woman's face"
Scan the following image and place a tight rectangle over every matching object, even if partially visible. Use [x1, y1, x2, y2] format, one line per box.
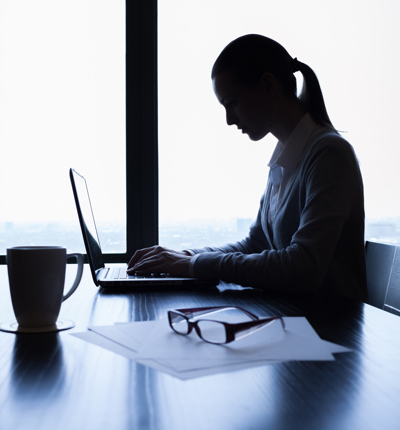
[212, 71, 275, 141]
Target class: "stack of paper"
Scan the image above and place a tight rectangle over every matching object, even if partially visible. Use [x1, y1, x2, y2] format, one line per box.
[71, 316, 351, 379]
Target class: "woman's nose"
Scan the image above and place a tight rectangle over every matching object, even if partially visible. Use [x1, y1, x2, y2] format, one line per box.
[226, 110, 237, 126]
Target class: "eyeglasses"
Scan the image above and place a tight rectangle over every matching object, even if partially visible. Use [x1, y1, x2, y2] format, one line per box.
[168, 306, 285, 345]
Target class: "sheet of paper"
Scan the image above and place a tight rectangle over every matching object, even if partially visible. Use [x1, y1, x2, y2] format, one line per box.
[72, 330, 275, 379]
[85, 321, 281, 372]
[109, 320, 351, 356]
[71, 330, 350, 380]
[134, 317, 335, 363]
[71, 316, 351, 379]
[323, 340, 352, 354]
[72, 331, 139, 361]
[88, 322, 155, 352]
[114, 321, 158, 346]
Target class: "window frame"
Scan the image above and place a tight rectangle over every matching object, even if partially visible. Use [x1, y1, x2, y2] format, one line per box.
[0, 0, 158, 265]
[124, 0, 158, 262]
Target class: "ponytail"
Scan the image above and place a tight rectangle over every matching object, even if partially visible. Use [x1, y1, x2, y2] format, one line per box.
[212, 34, 337, 133]
[295, 59, 337, 132]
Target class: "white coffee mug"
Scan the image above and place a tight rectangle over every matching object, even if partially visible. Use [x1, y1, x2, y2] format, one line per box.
[7, 246, 84, 328]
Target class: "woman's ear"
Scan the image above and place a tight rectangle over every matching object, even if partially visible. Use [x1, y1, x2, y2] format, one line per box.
[260, 72, 277, 94]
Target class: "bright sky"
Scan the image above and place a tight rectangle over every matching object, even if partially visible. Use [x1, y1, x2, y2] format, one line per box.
[0, 0, 399, 226]
[0, 0, 125, 223]
[158, 0, 400, 222]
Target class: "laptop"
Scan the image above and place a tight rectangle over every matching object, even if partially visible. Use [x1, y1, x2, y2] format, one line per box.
[69, 168, 217, 288]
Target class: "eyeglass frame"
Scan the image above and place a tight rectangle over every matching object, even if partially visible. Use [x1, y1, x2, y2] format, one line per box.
[167, 306, 286, 345]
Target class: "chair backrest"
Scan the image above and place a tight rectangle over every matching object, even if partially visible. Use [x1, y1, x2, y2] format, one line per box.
[383, 247, 400, 316]
[365, 241, 399, 313]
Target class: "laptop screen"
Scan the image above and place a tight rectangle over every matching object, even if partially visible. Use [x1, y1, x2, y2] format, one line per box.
[70, 169, 104, 273]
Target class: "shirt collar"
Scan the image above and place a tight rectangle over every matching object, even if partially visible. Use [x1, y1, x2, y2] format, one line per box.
[268, 113, 317, 173]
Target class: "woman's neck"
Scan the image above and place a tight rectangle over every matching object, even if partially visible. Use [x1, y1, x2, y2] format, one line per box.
[271, 99, 306, 145]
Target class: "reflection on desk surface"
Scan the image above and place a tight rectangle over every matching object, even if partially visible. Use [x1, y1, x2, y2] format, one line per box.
[0, 266, 399, 430]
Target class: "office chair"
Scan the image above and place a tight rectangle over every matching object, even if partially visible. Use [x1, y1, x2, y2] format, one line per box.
[383, 246, 400, 316]
[365, 240, 400, 315]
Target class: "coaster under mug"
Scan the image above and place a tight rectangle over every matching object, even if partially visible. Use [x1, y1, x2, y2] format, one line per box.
[0, 319, 75, 334]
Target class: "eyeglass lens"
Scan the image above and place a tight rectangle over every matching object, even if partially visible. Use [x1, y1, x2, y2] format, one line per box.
[169, 312, 190, 334]
[196, 320, 227, 344]
[170, 311, 228, 344]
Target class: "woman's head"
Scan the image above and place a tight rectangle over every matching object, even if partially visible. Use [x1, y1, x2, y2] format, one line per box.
[212, 34, 336, 134]
[212, 34, 298, 99]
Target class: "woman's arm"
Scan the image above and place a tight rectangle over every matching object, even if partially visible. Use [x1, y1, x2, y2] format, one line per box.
[187, 201, 271, 256]
[126, 195, 271, 277]
[190, 138, 365, 293]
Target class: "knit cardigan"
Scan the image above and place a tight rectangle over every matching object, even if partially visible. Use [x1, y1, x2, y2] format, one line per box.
[189, 131, 368, 302]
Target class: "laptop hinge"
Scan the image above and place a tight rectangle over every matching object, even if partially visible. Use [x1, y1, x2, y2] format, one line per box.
[96, 267, 109, 280]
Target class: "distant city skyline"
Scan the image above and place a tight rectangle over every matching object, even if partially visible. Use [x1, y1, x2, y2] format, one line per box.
[2, 216, 400, 258]
[1, 2, 399, 243]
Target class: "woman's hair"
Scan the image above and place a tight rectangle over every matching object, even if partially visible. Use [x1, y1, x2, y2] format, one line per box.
[212, 34, 337, 132]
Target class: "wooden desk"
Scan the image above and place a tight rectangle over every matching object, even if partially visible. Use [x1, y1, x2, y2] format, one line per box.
[0, 265, 400, 430]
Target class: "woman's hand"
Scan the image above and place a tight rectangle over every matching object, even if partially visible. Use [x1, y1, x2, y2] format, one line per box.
[127, 246, 192, 277]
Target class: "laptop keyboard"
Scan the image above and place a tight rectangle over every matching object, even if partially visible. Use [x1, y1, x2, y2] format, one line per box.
[111, 268, 170, 280]
[112, 268, 128, 279]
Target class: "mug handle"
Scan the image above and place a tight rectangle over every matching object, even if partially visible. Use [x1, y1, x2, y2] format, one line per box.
[63, 253, 84, 301]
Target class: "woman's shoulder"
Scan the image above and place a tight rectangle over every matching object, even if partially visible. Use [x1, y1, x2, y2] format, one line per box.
[308, 129, 356, 158]
[299, 128, 361, 179]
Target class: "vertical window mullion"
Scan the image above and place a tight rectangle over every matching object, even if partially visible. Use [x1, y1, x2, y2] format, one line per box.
[125, 0, 158, 261]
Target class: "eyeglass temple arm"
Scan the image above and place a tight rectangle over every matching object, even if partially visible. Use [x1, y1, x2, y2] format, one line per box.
[175, 306, 259, 321]
[230, 316, 286, 341]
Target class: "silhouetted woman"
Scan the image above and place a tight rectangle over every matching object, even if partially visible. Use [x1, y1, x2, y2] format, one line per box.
[128, 34, 368, 302]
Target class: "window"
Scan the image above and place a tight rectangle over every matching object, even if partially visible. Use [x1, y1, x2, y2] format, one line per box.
[0, 0, 126, 258]
[0, 0, 158, 264]
[159, 0, 400, 247]
[2, 1, 399, 266]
